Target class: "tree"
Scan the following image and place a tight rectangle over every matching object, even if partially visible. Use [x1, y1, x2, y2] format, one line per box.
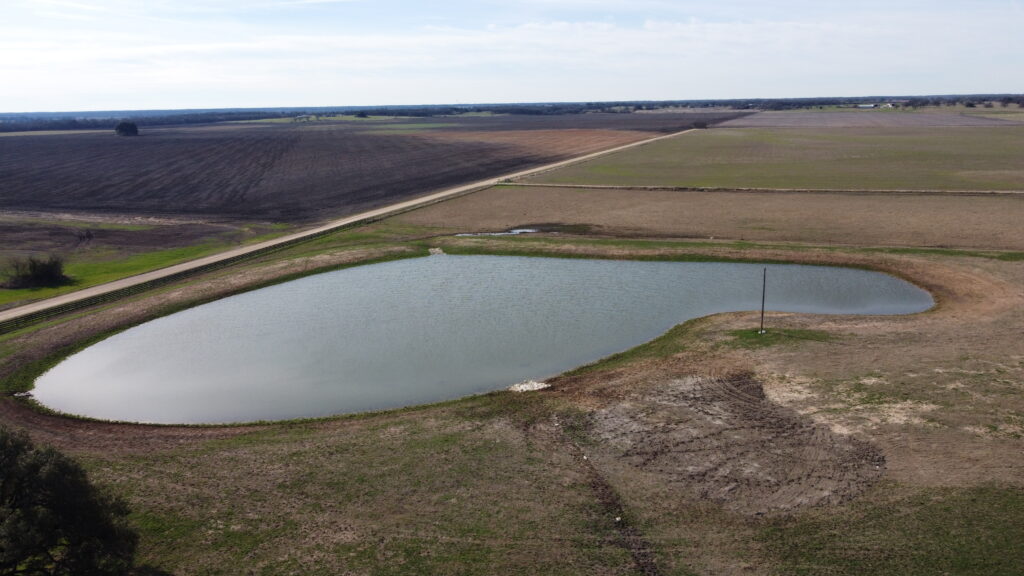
[114, 121, 139, 136]
[0, 426, 138, 576]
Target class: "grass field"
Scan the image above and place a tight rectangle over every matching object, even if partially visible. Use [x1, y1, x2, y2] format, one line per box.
[528, 126, 1024, 191]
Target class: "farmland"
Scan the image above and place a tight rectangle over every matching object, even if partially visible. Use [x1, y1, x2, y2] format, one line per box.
[0, 112, 740, 223]
[527, 121, 1024, 191]
[397, 185, 1024, 250]
[1, 109, 1022, 575]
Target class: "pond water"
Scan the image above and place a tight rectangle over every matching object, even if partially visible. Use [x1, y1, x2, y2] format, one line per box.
[33, 255, 933, 424]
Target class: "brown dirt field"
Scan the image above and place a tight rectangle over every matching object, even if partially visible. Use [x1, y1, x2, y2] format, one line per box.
[0, 113, 739, 224]
[420, 129, 655, 158]
[721, 110, 1021, 128]
[396, 185, 1024, 251]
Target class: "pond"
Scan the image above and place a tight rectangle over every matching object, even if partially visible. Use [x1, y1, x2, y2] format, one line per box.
[32, 255, 933, 424]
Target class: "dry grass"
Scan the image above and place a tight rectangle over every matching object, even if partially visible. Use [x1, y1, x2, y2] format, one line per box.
[397, 185, 1024, 251]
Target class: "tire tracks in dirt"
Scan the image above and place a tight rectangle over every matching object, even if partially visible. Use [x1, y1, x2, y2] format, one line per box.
[548, 414, 663, 576]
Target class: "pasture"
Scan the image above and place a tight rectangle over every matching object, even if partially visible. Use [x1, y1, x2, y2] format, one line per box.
[528, 124, 1024, 191]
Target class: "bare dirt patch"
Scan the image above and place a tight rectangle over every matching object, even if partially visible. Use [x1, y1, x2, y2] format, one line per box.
[588, 374, 884, 515]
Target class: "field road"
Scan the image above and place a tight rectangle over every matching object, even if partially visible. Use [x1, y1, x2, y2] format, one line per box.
[0, 128, 693, 329]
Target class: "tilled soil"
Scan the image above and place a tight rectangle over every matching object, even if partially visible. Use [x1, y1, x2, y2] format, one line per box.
[0, 113, 739, 223]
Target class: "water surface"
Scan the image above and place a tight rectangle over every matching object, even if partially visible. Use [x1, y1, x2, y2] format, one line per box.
[34, 255, 932, 424]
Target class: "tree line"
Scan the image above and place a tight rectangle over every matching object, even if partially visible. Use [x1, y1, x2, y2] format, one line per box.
[2, 94, 1022, 133]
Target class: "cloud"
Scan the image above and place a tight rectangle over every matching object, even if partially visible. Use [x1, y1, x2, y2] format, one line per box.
[30, 0, 107, 11]
[1, 1, 1021, 111]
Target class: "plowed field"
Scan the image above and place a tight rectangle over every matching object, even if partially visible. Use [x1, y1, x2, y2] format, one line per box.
[0, 112, 742, 223]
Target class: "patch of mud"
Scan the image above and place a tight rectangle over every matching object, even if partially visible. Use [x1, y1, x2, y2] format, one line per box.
[455, 228, 539, 237]
[591, 374, 884, 515]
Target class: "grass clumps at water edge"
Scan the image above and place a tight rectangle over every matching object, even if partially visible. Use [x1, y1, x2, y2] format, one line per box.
[723, 328, 833, 349]
[564, 318, 706, 376]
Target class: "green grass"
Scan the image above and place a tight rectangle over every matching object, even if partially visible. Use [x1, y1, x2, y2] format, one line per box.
[760, 484, 1024, 575]
[562, 322, 831, 378]
[0, 243, 227, 308]
[0, 244, 217, 307]
[529, 126, 1024, 191]
[443, 231, 1024, 262]
[724, 328, 833, 349]
[0, 227, 295, 309]
[564, 319, 705, 376]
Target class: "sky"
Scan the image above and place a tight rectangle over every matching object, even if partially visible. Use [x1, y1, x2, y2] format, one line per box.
[2, 0, 1022, 112]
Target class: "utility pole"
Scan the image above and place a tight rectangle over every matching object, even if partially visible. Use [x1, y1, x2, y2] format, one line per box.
[759, 267, 767, 335]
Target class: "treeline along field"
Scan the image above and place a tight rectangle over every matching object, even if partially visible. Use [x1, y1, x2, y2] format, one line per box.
[0, 112, 742, 223]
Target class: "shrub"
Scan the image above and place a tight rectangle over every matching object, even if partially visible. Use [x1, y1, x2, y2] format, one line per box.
[114, 121, 139, 136]
[0, 426, 138, 575]
[2, 255, 71, 289]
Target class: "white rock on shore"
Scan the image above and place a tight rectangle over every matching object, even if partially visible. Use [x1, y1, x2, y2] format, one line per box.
[508, 380, 550, 392]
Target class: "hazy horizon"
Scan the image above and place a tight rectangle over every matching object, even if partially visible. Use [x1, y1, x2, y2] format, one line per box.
[2, 0, 1022, 113]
